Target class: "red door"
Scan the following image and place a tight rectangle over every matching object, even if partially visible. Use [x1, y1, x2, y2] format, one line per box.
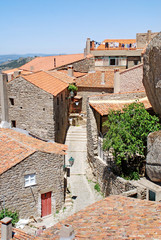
[41, 192, 51, 217]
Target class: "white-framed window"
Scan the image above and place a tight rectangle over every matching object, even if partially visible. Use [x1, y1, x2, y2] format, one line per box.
[24, 174, 36, 187]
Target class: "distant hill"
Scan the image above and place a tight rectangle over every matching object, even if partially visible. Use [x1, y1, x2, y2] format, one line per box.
[0, 57, 35, 71]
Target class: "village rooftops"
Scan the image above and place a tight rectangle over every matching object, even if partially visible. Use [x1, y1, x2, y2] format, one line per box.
[76, 70, 114, 88]
[89, 92, 151, 116]
[19, 53, 92, 72]
[0, 128, 67, 175]
[20, 71, 69, 96]
[35, 195, 161, 239]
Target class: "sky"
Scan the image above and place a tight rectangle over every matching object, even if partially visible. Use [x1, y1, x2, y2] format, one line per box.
[0, 0, 161, 55]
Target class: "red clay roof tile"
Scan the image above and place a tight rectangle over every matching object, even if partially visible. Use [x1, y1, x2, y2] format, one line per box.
[20, 54, 86, 72]
[35, 195, 161, 239]
[76, 70, 114, 88]
[22, 71, 68, 96]
[89, 97, 151, 116]
[0, 128, 67, 175]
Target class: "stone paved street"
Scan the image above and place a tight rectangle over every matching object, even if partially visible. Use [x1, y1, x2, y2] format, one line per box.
[65, 125, 103, 213]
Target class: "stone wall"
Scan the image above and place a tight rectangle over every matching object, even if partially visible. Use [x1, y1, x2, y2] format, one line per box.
[7, 77, 69, 143]
[120, 64, 144, 93]
[54, 91, 69, 143]
[78, 87, 113, 113]
[136, 31, 159, 49]
[57, 57, 95, 73]
[0, 151, 64, 219]
[86, 99, 145, 197]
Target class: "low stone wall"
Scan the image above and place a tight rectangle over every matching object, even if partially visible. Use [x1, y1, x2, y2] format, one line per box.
[86, 100, 146, 198]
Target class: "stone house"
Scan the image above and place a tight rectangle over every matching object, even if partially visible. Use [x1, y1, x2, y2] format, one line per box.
[85, 30, 158, 71]
[6, 71, 70, 143]
[86, 91, 152, 196]
[75, 70, 114, 113]
[0, 128, 67, 219]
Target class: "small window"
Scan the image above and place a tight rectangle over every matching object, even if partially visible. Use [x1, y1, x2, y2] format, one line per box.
[11, 120, 16, 128]
[57, 97, 59, 105]
[149, 190, 156, 201]
[110, 58, 116, 65]
[134, 60, 138, 65]
[9, 98, 14, 105]
[24, 174, 36, 187]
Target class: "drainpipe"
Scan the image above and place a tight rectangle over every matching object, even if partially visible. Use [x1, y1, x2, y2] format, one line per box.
[1, 217, 12, 240]
[0, 74, 11, 128]
[114, 68, 120, 93]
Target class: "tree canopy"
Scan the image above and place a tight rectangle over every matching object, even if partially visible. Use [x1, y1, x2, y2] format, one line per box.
[103, 102, 161, 179]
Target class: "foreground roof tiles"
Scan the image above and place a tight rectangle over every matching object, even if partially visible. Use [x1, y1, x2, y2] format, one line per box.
[89, 96, 152, 116]
[22, 71, 68, 96]
[0, 128, 67, 175]
[76, 70, 114, 88]
[20, 54, 86, 72]
[36, 195, 161, 239]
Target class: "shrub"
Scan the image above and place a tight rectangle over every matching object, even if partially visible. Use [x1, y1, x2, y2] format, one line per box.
[0, 208, 19, 226]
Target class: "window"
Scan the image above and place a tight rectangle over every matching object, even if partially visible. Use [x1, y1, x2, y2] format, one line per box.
[11, 120, 16, 128]
[57, 97, 59, 105]
[9, 98, 14, 105]
[134, 60, 138, 65]
[24, 174, 36, 187]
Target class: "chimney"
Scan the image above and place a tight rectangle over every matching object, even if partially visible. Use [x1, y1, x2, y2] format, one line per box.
[13, 71, 19, 78]
[0, 74, 11, 128]
[59, 224, 75, 240]
[68, 65, 74, 77]
[30, 66, 34, 72]
[114, 68, 120, 93]
[147, 30, 152, 42]
[101, 71, 105, 85]
[54, 58, 56, 68]
[86, 38, 91, 55]
[1, 217, 12, 240]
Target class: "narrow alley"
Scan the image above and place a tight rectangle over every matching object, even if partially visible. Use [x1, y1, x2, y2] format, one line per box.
[65, 125, 103, 214]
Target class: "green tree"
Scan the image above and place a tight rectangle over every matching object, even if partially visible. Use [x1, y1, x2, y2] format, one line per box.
[103, 102, 161, 179]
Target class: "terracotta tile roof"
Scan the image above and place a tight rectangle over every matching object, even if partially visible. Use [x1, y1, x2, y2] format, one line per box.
[75, 70, 114, 88]
[58, 69, 87, 78]
[22, 71, 68, 96]
[47, 70, 75, 84]
[2, 68, 20, 74]
[20, 54, 86, 72]
[35, 195, 161, 239]
[0, 223, 34, 240]
[0, 128, 67, 175]
[97, 39, 136, 50]
[89, 96, 152, 116]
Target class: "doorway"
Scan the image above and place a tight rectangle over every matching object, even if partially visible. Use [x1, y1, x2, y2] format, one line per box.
[41, 192, 51, 217]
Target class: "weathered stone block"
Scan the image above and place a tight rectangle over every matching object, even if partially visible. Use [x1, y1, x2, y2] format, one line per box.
[146, 131, 161, 182]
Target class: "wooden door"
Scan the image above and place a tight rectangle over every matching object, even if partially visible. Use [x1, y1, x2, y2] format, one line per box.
[41, 192, 51, 217]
